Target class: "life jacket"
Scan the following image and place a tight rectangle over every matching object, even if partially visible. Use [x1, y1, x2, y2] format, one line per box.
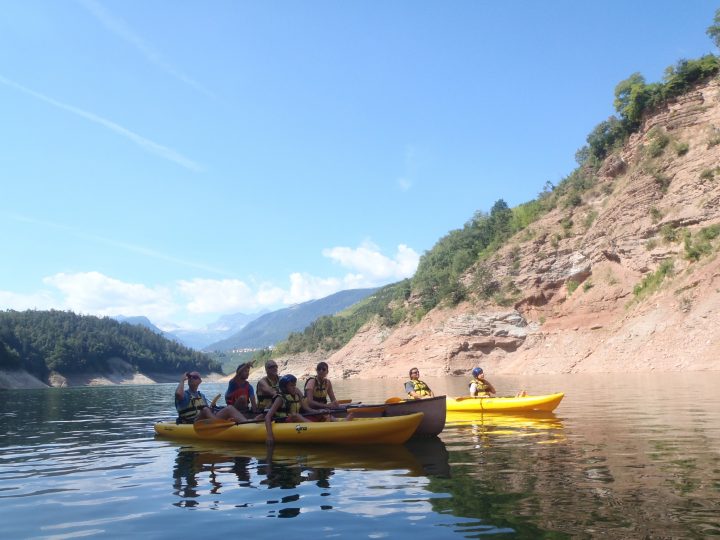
[469, 377, 491, 397]
[226, 379, 252, 409]
[304, 376, 328, 404]
[256, 376, 280, 410]
[272, 392, 301, 418]
[176, 390, 207, 423]
[408, 379, 432, 397]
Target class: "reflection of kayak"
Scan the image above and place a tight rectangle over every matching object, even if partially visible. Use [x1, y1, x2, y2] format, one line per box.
[154, 413, 423, 445]
[446, 410, 563, 430]
[345, 395, 446, 438]
[446, 392, 564, 412]
[167, 440, 426, 474]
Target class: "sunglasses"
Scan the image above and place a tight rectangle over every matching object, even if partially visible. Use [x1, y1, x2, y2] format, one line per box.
[410, 371, 419, 375]
[189, 375, 201, 380]
[267, 365, 278, 369]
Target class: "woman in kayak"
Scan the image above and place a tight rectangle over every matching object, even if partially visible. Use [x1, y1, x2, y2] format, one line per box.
[175, 371, 247, 424]
[469, 367, 496, 397]
[256, 359, 281, 412]
[264, 374, 335, 445]
[304, 361, 345, 410]
[405, 367, 434, 399]
[225, 362, 258, 415]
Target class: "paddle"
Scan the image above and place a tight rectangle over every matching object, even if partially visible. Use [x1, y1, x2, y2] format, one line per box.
[385, 397, 404, 404]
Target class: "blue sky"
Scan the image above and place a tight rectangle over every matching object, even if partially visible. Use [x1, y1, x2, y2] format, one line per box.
[1, 1, 718, 330]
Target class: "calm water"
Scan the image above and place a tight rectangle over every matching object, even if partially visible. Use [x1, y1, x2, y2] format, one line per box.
[1, 373, 719, 539]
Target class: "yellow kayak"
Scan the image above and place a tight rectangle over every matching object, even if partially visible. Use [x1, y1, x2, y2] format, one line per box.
[154, 413, 424, 445]
[446, 392, 564, 413]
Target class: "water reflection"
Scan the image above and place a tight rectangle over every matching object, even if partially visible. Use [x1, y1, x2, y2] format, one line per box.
[446, 411, 565, 448]
[168, 438, 452, 517]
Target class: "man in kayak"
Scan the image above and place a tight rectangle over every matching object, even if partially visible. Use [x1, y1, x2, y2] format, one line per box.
[405, 367, 434, 399]
[469, 367, 496, 397]
[256, 360, 281, 412]
[264, 374, 335, 445]
[225, 362, 258, 415]
[175, 371, 248, 424]
[304, 361, 346, 410]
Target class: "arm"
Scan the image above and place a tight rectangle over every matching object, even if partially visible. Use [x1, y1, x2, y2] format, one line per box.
[301, 390, 328, 415]
[326, 380, 340, 409]
[265, 397, 281, 445]
[249, 385, 258, 412]
[485, 379, 497, 396]
[175, 373, 188, 401]
[405, 381, 420, 399]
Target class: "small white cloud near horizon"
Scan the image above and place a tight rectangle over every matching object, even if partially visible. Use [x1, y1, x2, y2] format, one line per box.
[42, 271, 177, 321]
[1, 242, 420, 328]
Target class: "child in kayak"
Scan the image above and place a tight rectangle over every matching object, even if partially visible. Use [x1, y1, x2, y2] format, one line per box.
[469, 367, 496, 397]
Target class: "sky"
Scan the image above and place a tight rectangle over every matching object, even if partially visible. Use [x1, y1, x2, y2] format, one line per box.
[1, 1, 718, 331]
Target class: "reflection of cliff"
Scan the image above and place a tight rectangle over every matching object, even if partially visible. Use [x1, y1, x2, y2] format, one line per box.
[427, 410, 718, 538]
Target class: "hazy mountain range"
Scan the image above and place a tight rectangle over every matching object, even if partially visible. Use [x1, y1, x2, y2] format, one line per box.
[115, 287, 378, 351]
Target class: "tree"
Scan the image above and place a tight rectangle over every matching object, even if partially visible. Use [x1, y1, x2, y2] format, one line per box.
[614, 73, 649, 129]
[707, 8, 720, 49]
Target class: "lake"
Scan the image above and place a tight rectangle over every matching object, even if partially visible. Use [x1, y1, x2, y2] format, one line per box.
[1, 372, 719, 538]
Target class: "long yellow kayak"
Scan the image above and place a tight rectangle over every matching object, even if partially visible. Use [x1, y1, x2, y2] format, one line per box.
[154, 413, 424, 445]
[446, 393, 564, 413]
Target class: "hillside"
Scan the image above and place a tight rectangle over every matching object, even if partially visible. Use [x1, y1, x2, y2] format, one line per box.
[205, 287, 379, 351]
[0, 310, 221, 388]
[270, 76, 720, 380]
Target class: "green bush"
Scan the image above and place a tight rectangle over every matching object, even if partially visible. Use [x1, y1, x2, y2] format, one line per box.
[633, 260, 674, 299]
[674, 141, 689, 156]
[566, 279, 579, 295]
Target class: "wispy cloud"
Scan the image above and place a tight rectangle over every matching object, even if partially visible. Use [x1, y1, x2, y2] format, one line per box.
[5, 212, 228, 275]
[0, 75, 202, 171]
[76, 0, 216, 99]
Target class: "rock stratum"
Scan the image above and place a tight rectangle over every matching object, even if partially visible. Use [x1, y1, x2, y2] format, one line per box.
[279, 79, 720, 380]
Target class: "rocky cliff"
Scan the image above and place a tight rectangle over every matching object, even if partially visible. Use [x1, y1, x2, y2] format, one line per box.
[280, 79, 720, 379]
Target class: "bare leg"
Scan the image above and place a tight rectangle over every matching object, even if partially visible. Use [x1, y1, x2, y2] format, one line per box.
[216, 405, 247, 423]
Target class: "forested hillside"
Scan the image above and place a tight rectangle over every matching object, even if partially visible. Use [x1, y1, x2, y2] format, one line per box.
[0, 310, 220, 380]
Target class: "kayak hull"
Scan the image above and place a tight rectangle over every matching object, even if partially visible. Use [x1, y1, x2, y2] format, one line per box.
[342, 395, 446, 438]
[154, 413, 423, 445]
[446, 392, 564, 413]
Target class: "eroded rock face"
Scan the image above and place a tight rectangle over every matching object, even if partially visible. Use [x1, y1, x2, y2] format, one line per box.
[276, 79, 720, 378]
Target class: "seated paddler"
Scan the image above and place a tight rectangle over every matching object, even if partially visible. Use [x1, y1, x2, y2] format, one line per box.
[264, 374, 333, 445]
[468, 367, 496, 397]
[304, 361, 345, 410]
[405, 367, 434, 399]
[175, 371, 247, 424]
[225, 362, 258, 415]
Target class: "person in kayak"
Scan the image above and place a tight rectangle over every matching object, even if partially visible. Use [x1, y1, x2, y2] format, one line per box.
[175, 371, 247, 424]
[304, 361, 346, 410]
[405, 367, 434, 399]
[264, 374, 333, 445]
[469, 367, 496, 397]
[225, 362, 258, 415]
[256, 360, 281, 412]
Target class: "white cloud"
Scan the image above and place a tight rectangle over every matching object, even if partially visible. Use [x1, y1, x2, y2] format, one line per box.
[42, 271, 176, 320]
[0, 290, 57, 311]
[0, 75, 202, 171]
[322, 241, 419, 283]
[285, 273, 343, 304]
[176, 278, 257, 314]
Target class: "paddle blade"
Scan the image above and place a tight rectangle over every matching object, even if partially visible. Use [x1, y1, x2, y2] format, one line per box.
[385, 397, 404, 404]
[337, 399, 353, 404]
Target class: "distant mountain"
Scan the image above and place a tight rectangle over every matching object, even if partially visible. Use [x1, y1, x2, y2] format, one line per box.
[204, 287, 379, 351]
[115, 315, 169, 336]
[167, 311, 266, 349]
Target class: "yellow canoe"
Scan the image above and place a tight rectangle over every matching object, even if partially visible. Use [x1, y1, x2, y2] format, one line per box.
[154, 413, 424, 445]
[446, 392, 564, 413]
